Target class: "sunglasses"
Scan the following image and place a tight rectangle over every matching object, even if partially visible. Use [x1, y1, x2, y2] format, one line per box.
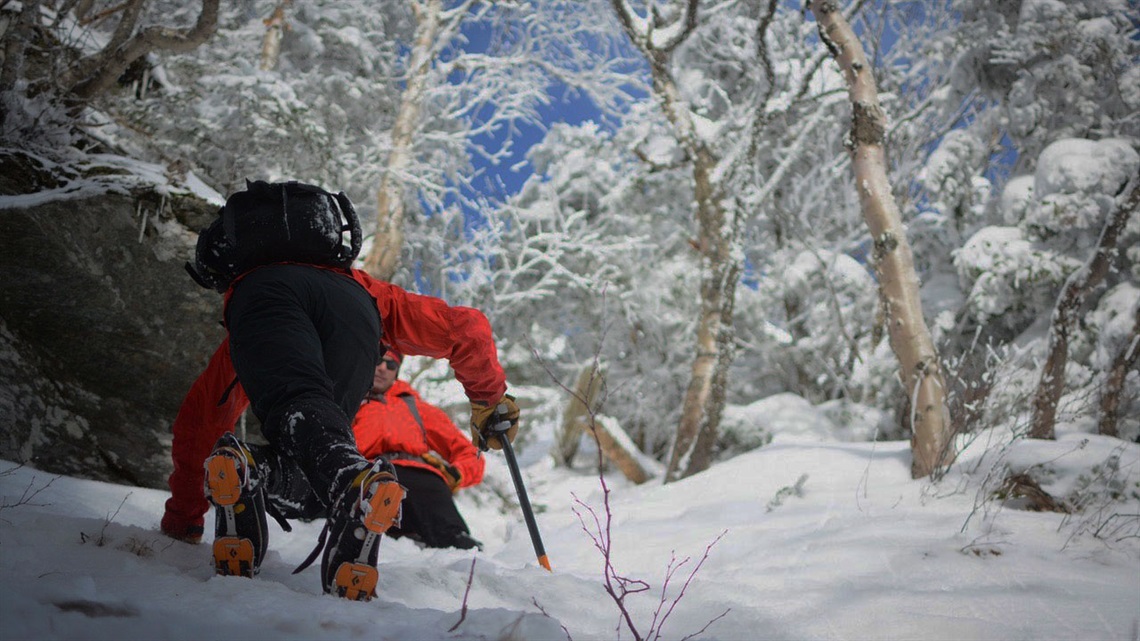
[380, 358, 400, 371]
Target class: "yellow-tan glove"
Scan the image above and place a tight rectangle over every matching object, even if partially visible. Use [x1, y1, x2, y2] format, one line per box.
[470, 394, 519, 451]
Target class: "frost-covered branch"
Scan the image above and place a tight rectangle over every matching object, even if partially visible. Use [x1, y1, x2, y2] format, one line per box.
[63, 0, 220, 100]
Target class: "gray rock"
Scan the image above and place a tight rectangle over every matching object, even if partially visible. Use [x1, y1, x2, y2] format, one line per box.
[0, 149, 227, 488]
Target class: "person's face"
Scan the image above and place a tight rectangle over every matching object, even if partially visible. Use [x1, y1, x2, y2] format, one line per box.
[370, 354, 400, 395]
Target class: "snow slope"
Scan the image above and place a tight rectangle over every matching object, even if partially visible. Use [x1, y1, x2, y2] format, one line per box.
[2, 418, 1138, 641]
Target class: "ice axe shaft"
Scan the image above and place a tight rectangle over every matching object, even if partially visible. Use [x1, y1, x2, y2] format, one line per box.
[491, 412, 551, 572]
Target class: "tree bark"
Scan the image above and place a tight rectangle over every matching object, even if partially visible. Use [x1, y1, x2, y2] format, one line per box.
[259, 1, 291, 72]
[63, 0, 220, 101]
[677, 147, 740, 480]
[1098, 301, 1140, 438]
[586, 416, 653, 484]
[1030, 181, 1139, 438]
[1, 0, 42, 104]
[361, 0, 442, 281]
[810, 0, 952, 478]
[610, 0, 740, 483]
[555, 364, 605, 466]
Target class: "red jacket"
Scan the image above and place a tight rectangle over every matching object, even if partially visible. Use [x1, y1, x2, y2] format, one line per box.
[353, 379, 484, 488]
[162, 265, 506, 538]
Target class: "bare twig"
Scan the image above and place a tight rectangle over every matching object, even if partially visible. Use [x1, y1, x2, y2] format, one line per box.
[448, 556, 478, 633]
[80, 492, 132, 547]
[531, 598, 574, 641]
[679, 607, 732, 641]
[0, 468, 57, 511]
[648, 531, 729, 641]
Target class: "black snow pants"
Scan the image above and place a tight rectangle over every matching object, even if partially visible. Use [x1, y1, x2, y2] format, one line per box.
[225, 264, 381, 508]
[386, 466, 481, 550]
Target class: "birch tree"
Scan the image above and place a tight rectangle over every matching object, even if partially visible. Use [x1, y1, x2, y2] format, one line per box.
[361, 0, 642, 283]
[609, 0, 742, 482]
[259, 1, 291, 72]
[809, 0, 952, 478]
[361, 0, 449, 280]
[604, 0, 883, 477]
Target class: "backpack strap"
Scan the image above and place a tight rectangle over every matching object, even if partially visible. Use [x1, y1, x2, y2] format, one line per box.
[392, 395, 461, 488]
[334, 190, 362, 263]
[279, 182, 292, 240]
[398, 393, 428, 443]
[216, 376, 240, 407]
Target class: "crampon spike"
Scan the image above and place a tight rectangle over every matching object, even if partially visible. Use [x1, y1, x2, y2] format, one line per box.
[334, 562, 379, 601]
[361, 481, 405, 534]
[205, 453, 244, 507]
[213, 537, 256, 577]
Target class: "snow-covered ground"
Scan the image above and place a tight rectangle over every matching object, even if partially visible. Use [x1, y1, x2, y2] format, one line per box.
[2, 412, 1138, 641]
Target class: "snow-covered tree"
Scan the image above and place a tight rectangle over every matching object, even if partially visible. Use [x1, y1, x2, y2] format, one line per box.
[479, 0, 992, 469]
[1, 0, 219, 147]
[362, 0, 642, 283]
[103, 1, 409, 200]
[917, 0, 1140, 443]
[952, 138, 1139, 441]
[490, 116, 697, 453]
[809, 0, 953, 478]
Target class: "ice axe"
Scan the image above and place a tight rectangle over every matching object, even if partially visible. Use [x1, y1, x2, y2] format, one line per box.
[486, 404, 552, 572]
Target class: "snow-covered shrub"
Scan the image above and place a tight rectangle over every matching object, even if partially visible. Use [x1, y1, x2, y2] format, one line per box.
[954, 226, 1080, 329]
[1024, 138, 1139, 250]
[747, 247, 880, 405]
[916, 129, 991, 236]
[955, 137, 1138, 335]
[715, 393, 850, 461]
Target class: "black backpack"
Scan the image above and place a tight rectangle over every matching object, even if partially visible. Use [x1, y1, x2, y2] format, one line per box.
[186, 180, 362, 292]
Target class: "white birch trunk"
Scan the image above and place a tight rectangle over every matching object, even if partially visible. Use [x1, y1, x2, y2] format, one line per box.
[609, 0, 739, 483]
[810, 0, 952, 478]
[362, 0, 442, 281]
[259, 2, 290, 72]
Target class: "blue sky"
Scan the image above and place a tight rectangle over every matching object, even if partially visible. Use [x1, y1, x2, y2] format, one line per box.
[454, 14, 627, 209]
[466, 84, 605, 203]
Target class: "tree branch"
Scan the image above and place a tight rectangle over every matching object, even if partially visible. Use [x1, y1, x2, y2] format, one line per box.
[66, 0, 220, 100]
[1031, 179, 1140, 438]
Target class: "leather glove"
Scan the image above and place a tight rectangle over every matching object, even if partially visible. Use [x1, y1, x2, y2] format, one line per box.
[470, 394, 519, 451]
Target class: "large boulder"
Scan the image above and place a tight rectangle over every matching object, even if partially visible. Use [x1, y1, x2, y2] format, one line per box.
[0, 148, 226, 488]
